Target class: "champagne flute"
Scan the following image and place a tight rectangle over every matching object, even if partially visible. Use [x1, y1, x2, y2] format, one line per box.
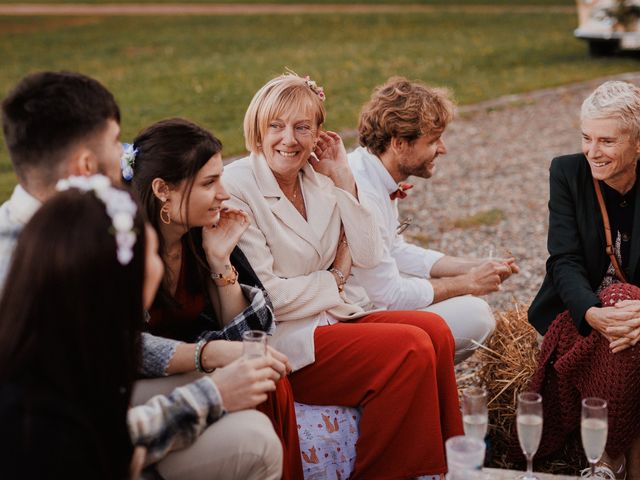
[581, 397, 608, 478]
[445, 435, 486, 480]
[517, 392, 543, 480]
[462, 386, 488, 440]
[242, 330, 267, 358]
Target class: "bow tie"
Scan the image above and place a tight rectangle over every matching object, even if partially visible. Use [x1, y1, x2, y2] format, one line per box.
[389, 182, 414, 200]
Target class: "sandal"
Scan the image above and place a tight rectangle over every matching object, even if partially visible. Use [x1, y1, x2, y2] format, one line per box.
[581, 455, 627, 480]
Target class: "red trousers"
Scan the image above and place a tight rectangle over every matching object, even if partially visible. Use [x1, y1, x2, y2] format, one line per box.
[257, 377, 304, 480]
[289, 311, 463, 480]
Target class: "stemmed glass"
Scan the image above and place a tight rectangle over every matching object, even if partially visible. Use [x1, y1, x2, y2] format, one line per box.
[462, 386, 488, 440]
[581, 397, 608, 478]
[242, 330, 267, 358]
[517, 392, 543, 480]
[445, 435, 486, 480]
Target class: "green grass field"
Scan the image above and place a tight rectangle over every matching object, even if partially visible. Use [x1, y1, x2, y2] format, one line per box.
[1, 8, 638, 200]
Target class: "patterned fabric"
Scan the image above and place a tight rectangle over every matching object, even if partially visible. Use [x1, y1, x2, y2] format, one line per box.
[128, 376, 224, 465]
[295, 403, 359, 480]
[598, 231, 623, 293]
[140, 284, 275, 377]
[198, 284, 275, 342]
[522, 283, 640, 459]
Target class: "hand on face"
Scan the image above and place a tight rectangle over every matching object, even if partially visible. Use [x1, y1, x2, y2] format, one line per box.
[310, 131, 349, 177]
[202, 207, 250, 267]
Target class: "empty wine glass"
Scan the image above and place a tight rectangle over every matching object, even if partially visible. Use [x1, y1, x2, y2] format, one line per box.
[517, 392, 543, 480]
[581, 397, 608, 478]
[242, 330, 267, 358]
[462, 386, 488, 440]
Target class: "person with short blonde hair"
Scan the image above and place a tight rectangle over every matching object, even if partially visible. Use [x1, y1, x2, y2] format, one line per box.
[347, 76, 518, 364]
[244, 74, 326, 154]
[581, 80, 640, 141]
[528, 80, 640, 478]
[224, 71, 464, 480]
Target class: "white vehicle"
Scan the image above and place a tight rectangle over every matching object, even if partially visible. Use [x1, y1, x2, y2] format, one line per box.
[574, 0, 640, 55]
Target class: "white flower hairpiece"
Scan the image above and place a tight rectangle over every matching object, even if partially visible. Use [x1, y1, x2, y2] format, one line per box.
[284, 68, 326, 102]
[303, 76, 325, 102]
[120, 143, 137, 182]
[56, 174, 138, 265]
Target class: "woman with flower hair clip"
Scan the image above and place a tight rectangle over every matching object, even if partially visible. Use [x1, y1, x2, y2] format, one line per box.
[0, 179, 151, 479]
[0, 177, 286, 479]
[222, 72, 463, 479]
[126, 118, 303, 480]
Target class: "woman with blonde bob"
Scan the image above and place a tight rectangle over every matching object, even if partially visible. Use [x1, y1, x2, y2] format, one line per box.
[223, 72, 463, 479]
[528, 80, 640, 478]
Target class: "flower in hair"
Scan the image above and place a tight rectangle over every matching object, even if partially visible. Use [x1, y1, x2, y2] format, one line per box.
[304, 76, 325, 101]
[120, 143, 137, 181]
[56, 174, 138, 265]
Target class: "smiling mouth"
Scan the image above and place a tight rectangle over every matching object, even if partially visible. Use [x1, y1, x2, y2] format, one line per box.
[591, 161, 611, 167]
[277, 150, 298, 158]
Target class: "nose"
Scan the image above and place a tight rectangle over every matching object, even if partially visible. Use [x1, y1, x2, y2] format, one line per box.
[584, 140, 600, 159]
[216, 181, 231, 201]
[438, 138, 448, 155]
[282, 125, 296, 146]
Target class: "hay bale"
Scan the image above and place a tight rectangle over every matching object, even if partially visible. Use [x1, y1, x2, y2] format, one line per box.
[475, 303, 540, 469]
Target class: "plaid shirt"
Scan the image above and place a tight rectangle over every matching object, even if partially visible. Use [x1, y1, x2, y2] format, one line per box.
[128, 376, 224, 465]
[140, 284, 275, 377]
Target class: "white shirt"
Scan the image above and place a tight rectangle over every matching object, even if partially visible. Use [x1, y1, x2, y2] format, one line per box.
[347, 147, 444, 310]
[0, 185, 41, 288]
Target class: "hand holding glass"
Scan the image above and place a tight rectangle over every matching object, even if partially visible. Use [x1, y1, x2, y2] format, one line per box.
[463, 386, 488, 440]
[581, 397, 608, 478]
[242, 330, 267, 358]
[517, 392, 543, 480]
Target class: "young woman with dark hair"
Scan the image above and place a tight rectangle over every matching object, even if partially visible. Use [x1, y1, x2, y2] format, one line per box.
[0, 181, 154, 479]
[127, 118, 303, 480]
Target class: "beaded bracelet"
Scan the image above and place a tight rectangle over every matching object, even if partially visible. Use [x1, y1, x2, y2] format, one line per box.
[194, 339, 214, 373]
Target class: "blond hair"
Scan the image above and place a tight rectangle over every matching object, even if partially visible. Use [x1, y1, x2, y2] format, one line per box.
[358, 76, 454, 157]
[244, 74, 326, 153]
[581, 80, 640, 141]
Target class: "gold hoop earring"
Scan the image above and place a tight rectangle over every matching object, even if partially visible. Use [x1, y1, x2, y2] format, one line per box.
[160, 202, 171, 225]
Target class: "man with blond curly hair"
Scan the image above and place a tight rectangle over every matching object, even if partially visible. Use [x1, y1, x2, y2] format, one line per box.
[347, 76, 519, 363]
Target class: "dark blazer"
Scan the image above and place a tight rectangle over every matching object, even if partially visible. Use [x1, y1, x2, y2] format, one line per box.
[528, 153, 640, 335]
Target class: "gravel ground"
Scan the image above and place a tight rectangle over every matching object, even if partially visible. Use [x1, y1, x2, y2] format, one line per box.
[397, 71, 640, 313]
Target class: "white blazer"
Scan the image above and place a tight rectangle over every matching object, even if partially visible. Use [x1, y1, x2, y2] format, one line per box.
[224, 153, 383, 370]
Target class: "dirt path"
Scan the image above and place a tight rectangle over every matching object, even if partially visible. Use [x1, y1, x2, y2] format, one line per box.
[0, 3, 575, 16]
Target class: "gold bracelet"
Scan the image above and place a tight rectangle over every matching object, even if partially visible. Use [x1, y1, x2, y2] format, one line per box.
[211, 265, 238, 286]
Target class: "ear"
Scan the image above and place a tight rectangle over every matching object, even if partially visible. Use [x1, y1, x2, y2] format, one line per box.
[151, 178, 171, 202]
[67, 146, 99, 177]
[389, 137, 407, 155]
